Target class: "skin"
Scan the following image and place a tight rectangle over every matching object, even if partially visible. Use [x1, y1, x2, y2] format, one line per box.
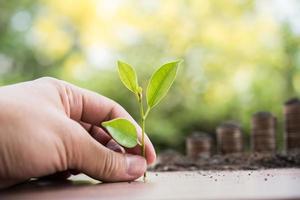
[0, 77, 156, 189]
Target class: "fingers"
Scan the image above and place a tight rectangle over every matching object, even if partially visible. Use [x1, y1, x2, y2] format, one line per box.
[69, 122, 146, 182]
[80, 121, 126, 153]
[59, 81, 156, 164]
[58, 80, 120, 124]
[106, 140, 125, 153]
[79, 121, 111, 145]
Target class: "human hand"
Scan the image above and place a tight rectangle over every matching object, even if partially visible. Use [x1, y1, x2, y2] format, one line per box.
[0, 77, 156, 188]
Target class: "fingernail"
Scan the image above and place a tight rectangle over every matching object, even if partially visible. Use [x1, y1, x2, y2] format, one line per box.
[125, 154, 147, 177]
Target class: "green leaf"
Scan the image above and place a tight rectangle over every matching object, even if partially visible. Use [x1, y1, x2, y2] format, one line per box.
[102, 118, 139, 148]
[146, 60, 182, 109]
[117, 61, 139, 94]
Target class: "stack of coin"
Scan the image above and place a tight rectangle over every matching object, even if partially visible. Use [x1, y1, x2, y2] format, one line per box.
[251, 112, 276, 152]
[216, 122, 243, 154]
[186, 132, 212, 159]
[157, 149, 182, 164]
[284, 98, 300, 151]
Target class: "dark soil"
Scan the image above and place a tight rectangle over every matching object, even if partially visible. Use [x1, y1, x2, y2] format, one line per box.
[149, 149, 300, 171]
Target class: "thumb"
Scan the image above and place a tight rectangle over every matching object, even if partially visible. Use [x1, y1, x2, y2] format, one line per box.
[69, 122, 147, 182]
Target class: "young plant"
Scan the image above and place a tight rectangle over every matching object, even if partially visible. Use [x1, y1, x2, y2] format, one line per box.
[102, 60, 182, 181]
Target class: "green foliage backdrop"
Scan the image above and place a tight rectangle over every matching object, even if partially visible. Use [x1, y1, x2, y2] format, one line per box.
[1, 0, 300, 152]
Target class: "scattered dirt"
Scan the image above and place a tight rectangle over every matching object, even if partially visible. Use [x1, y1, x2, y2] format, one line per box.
[149, 149, 300, 171]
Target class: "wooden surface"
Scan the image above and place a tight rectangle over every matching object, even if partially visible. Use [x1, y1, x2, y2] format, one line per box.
[1, 169, 300, 200]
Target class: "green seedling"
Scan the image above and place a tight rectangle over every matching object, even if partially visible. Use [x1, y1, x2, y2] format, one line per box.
[102, 60, 182, 181]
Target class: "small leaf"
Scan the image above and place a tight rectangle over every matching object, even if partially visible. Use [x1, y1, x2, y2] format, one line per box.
[102, 118, 138, 148]
[146, 60, 182, 109]
[117, 61, 139, 94]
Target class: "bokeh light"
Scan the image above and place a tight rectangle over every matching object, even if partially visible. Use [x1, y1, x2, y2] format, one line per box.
[1, 0, 300, 152]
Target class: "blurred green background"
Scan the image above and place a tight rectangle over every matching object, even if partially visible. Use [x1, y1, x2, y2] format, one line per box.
[1, 0, 300, 152]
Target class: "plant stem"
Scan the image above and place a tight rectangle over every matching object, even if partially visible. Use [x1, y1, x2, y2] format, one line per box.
[137, 93, 146, 181]
[141, 113, 146, 181]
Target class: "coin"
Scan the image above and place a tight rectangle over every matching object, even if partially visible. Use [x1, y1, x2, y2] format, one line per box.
[186, 132, 212, 159]
[251, 111, 276, 152]
[216, 121, 243, 154]
[252, 112, 276, 130]
[284, 98, 300, 151]
[251, 129, 275, 136]
[284, 98, 300, 114]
